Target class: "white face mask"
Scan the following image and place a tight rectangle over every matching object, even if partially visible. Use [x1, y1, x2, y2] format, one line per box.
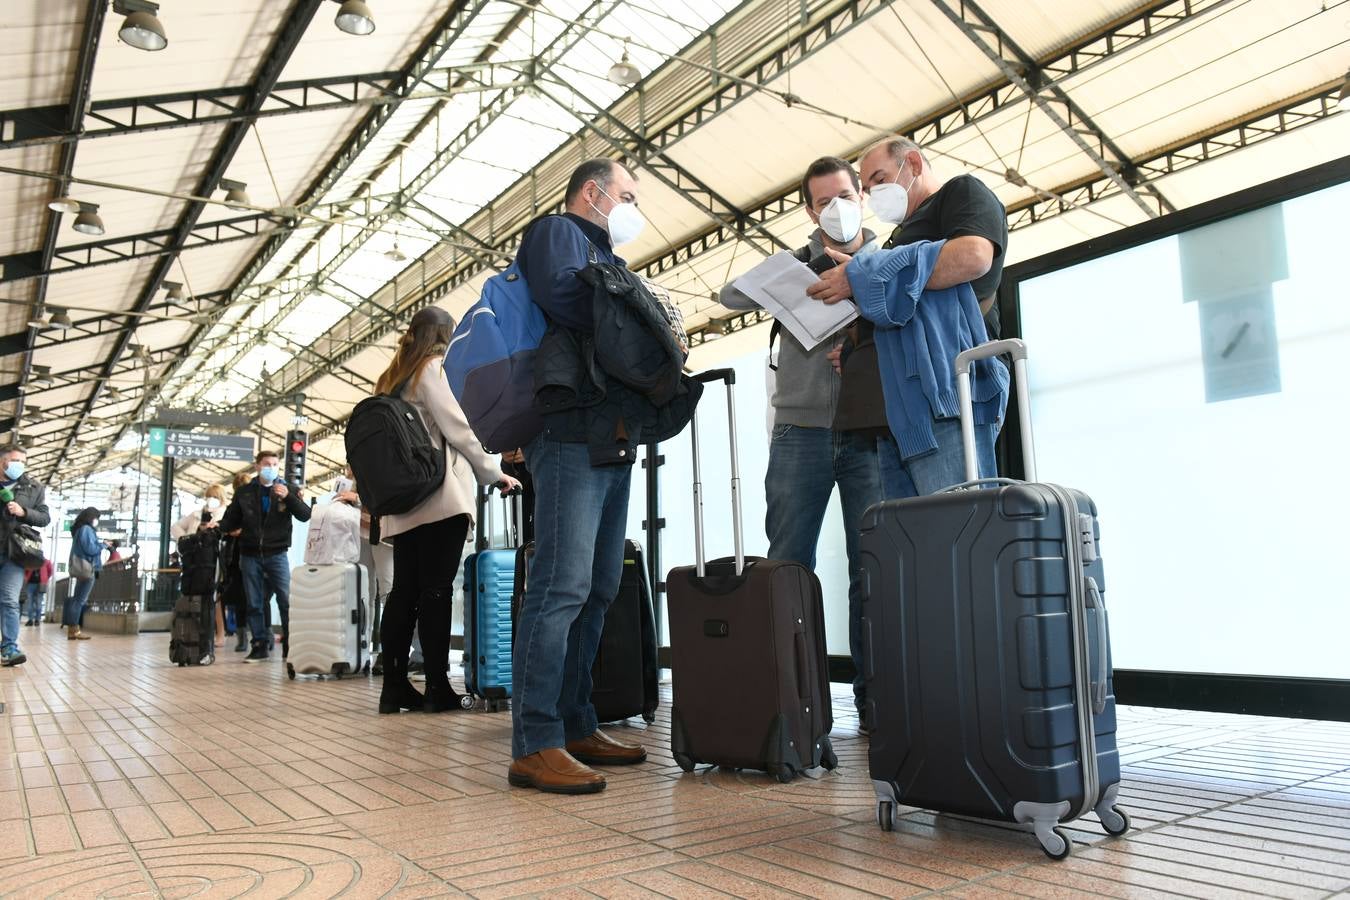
[205, 497, 221, 510]
[817, 196, 862, 244]
[868, 165, 918, 225]
[591, 185, 644, 246]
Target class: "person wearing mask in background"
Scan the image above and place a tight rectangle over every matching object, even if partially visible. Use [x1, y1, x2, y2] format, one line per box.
[105, 540, 123, 563]
[374, 307, 519, 715]
[719, 155, 884, 734]
[66, 506, 103, 642]
[24, 558, 53, 626]
[220, 451, 311, 662]
[0, 446, 50, 666]
[220, 470, 252, 653]
[173, 484, 227, 644]
[510, 159, 699, 795]
[809, 137, 1009, 498]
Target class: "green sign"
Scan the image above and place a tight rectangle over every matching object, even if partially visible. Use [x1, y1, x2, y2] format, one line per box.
[148, 427, 166, 456]
[147, 428, 254, 463]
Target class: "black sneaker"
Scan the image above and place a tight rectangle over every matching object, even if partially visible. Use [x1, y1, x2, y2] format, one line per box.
[244, 647, 269, 662]
[1, 651, 27, 667]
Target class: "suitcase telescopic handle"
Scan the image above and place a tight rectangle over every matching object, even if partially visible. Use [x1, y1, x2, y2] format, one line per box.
[688, 368, 744, 578]
[479, 484, 524, 552]
[1084, 576, 1109, 715]
[955, 338, 1036, 484]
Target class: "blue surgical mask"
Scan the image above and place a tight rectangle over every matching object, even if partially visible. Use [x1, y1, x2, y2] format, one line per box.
[4, 461, 24, 480]
[260, 466, 279, 484]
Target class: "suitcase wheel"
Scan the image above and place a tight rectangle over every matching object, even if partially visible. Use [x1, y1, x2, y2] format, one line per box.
[673, 752, 696, 774]
[363, 660, 371, 676]
[461, 695, 476, 710]
[770, 766, 794, 784]
[642, 713, 655, 724]
[820, 744, 838, 771]
[1099, 805, 1130, 837]
[876, 801, 895, 832]
[1039, 826, 1072, 860]
[286, 664, 296, 681]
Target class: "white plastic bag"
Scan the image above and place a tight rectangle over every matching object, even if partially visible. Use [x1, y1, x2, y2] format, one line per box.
[304, 501, 362, 566]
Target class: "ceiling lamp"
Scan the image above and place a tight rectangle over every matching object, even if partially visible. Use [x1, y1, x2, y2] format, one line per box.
[163, 280, 186, 301]
[1339, 69, 1350, 112]
[701, 320, 727, 341]
[220, 179, 251, 207]
[608, 42, 641, 86]
[115, 0, 168, 52]
[385, 240, 407, 262]
[335, 0, 376, 36]
[26, 309, 51, 330]
[72, 201, 105, 236]
[32, 365, 54, 385]
[107, 386, 125, 401]
[48, 194, 81, 215]
[49, 308, 74, 330]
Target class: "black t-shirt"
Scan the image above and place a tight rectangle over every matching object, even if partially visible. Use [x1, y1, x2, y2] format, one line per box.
[834, 175, 1008, 433]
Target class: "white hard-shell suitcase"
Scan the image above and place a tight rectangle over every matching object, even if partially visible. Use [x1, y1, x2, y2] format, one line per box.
[287, 563, 369, 680]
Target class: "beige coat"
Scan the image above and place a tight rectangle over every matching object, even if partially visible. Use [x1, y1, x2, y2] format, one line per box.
[380, 357, 502, 541]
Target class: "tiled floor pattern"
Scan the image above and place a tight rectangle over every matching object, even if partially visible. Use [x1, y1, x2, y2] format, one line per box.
[2, 629, 1348, 898]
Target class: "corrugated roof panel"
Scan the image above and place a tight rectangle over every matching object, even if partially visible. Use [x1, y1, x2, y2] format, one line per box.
[0, 2, 84, 109]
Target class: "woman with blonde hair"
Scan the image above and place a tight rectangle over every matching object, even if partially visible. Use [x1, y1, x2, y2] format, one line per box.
[375, 306, 519, 714]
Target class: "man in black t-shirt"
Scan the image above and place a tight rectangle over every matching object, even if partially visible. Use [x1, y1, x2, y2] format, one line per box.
[812, 137, 1009, 499]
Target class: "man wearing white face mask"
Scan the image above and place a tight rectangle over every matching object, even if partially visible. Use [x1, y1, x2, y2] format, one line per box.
[508, 159, 704, 795]
[807, 137, 1010, 499]
[718, 156, 883, 732]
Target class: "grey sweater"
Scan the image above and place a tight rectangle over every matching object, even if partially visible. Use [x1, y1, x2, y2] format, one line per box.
[719, 228, 878, 429]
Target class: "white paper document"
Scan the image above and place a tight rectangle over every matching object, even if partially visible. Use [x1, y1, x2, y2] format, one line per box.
[732, 251, 858, 350]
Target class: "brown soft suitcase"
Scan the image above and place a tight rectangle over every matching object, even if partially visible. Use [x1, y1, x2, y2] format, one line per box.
[667, 368, 837, 782]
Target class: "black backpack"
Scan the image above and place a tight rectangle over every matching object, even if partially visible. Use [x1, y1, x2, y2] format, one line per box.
[345, 379, 445, 518]
[177, 531, 219, 596]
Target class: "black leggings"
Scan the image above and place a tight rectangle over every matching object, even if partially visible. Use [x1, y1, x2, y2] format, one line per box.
[384, 514, 470, 684]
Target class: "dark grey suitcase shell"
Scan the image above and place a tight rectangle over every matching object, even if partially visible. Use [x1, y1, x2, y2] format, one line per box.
[861, 339, 1129, 859]
[666, 369, 837, 781]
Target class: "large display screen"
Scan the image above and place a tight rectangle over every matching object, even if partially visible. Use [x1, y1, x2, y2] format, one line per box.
[1015, 178, 1350, 679]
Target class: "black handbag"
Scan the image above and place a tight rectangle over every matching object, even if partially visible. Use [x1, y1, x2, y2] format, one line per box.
[8, 523, 44, 570]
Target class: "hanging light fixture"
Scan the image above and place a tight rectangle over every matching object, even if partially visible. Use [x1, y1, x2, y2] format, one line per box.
[50, 308, 74, 330]
[114, 0, 168, 52]
[26, 308, 51, 330]
[72, 201, 105, 236]
[220, 179, 251, 207]
[163, 281, 186, 302]
[32, 365, 54, 385]
[48, 193, 81, 215]
[385, 240, 408, 262]
[107, 386, 125, 401]
[335, 0, 376, 35]
[608, 41, 641, 86]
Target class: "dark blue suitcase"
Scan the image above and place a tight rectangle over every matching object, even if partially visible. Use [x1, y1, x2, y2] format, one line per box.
[462, 488, 521, 712]
[860, 339, 1129, 860]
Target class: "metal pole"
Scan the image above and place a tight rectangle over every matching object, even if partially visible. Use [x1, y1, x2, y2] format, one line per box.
[157, 456, 174, 569]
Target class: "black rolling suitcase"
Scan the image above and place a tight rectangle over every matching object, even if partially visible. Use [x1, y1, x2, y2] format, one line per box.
[860, 339, 1128, 859]
[667, 369, 836, 782]
[170, 531, 218, 666]
[591, 540, 659, 724]
[511, 538, 660, 724]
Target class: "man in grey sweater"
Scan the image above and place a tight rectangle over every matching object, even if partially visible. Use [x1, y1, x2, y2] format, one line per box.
[719, 156, 882, 732]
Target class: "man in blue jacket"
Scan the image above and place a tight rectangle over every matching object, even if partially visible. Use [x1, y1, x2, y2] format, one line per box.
[509, 158, 653, 795]
[809, 138, 1009, 494]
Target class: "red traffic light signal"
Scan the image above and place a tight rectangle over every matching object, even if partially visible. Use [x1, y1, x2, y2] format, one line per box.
[290, 439, 305, 453]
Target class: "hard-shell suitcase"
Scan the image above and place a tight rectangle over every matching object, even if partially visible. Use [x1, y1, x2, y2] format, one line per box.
[462, 488, 521, 711]
[860, 338, 1129, 859]
[169, 594, 214, 666]
[286, 563, 369, 680]
[667, 368, 837, 782]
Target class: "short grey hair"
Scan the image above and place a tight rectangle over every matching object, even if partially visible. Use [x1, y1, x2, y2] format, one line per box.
[862, 137, 924, 168]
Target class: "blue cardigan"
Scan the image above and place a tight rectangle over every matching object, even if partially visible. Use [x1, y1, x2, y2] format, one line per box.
[845, 239, 1009, 459]
[70, 524, 103, 573]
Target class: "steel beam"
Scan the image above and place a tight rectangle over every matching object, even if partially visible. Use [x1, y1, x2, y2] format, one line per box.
[13, 0, 107, 444]
[931, 0, 1173, 218]
[54, 0, 327, 474]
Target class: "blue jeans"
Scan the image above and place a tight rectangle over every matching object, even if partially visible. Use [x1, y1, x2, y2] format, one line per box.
[242, 553, 291, 653]
[764, 425, 881, 714]
[64, 575, 95, 628]
[25, 582, 45, 624]
[0, 560, 24, 654]
[512, 437, 632, 759]
[878, 416, 999, 500]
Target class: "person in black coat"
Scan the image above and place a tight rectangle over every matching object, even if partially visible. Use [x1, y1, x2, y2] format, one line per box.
[0, 446, 50, 667]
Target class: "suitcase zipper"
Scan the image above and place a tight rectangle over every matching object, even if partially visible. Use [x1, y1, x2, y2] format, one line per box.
[1045, 483, 1101, 823]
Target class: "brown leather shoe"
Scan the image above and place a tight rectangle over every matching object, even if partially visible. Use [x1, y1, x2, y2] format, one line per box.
[565, 730, 647, 766]
[68, 628, 91, 641]
[508, 748, 606, 794]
